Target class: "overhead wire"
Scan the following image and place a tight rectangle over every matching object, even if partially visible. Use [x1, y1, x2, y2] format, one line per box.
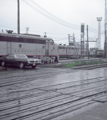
[22, 0, 105, 36]
[88, 26, 104, 35]
[27, 0, 80, 29]
[88, 26, 98, 33]
[21, 0, 80, 30]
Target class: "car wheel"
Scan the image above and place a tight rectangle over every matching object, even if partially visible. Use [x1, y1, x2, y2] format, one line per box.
[32, 65, 37, 69]
[1, 61, 6, 67]
[19, 63, 24, 69]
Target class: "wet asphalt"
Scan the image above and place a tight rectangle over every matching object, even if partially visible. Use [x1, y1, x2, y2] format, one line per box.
[0, 59, 107, 120]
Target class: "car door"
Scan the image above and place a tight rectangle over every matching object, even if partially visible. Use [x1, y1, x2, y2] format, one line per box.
[5, 55, 16, 66]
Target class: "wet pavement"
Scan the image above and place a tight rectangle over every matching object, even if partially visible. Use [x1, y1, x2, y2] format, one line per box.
[0, 63, 107, 120]
[52, 102, 107, 120]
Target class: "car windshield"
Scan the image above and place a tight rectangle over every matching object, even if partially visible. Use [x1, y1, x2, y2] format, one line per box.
[15, 54, 28, 59]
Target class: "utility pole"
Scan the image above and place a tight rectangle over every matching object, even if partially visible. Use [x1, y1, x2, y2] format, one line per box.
[87, 25, 89, 59]
[17, 0, 20, 34]
[81, 24, 85, 58]
[105, 0, 107, 58]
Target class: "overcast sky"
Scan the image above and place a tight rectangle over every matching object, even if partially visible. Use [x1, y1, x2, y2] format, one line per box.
[0, 0, 105, 48]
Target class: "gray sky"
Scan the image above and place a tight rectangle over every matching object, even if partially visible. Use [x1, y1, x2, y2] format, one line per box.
[0, 0, 105, 48]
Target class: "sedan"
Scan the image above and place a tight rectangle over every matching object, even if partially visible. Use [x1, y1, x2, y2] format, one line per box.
[0, 54, 41, 69]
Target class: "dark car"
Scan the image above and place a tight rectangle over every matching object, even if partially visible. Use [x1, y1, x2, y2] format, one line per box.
[0, 54, 41, 69]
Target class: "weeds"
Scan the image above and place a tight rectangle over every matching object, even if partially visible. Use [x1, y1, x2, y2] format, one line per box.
[61, 59, 107, 68]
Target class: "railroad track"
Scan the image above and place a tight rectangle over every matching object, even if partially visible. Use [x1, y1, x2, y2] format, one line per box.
[73, 63, 107, 70]
[0, 72, 107, 120]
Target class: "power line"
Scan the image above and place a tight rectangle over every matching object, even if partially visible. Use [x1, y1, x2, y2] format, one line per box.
[88, 26, 97, 32]
[21, 0, 80, 30]
[88, 26, 104, 34]
[25, 0, 104, 34]
[28, 0, 80, 28]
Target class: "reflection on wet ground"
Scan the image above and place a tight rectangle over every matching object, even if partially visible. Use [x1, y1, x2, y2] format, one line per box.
[0, 67, 107, 120]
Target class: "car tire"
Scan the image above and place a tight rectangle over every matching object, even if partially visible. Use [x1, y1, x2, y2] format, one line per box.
[1, 61, 6, 67]
[19, 62, 24, 69]
[32, 65, 37, 69]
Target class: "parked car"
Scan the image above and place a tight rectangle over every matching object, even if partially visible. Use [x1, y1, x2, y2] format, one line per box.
[0, 54, 41, 69]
